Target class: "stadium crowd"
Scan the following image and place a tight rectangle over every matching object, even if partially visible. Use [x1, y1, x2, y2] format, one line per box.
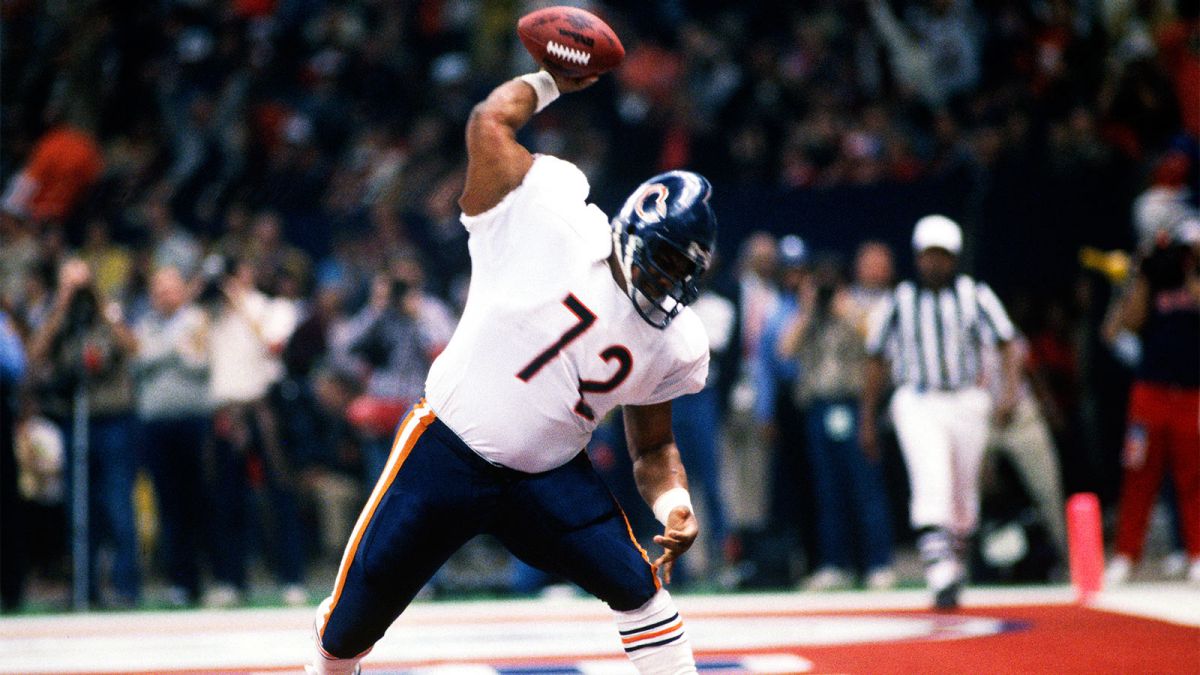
[1, 0, 1197, 611]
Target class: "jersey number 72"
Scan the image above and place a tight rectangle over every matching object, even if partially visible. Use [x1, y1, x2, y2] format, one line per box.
[517, 294, 632, 420]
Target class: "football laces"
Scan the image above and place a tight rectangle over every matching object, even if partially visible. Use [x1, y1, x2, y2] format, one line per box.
[546, 40, 591, 66]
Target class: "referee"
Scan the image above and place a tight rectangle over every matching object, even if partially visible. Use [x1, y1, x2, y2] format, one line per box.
[860, 215, 1020, 610]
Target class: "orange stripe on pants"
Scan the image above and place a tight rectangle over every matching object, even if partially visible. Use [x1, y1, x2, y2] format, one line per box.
[620, 509, 661, 591]
[318, 402, 435, 640]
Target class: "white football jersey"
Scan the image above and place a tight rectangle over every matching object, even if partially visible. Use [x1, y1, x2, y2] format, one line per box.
[425, 155, 710, 473]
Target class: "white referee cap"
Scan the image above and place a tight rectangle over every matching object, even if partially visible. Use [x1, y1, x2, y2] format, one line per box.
[912, 214, 962, 254]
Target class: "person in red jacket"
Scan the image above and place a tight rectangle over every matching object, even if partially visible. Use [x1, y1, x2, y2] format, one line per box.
[1103, 229, 1200, 585]
[1, 125, 105, 225]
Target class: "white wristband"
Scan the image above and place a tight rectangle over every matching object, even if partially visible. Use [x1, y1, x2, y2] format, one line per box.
[652, 487, 693, 526]
[518, 71, 560, 113]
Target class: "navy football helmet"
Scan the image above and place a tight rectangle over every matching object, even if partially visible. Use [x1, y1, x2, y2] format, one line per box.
[612, 171, 717, 329]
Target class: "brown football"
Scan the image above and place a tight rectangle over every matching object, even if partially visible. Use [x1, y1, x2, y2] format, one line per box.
[517, 6, 625, 78]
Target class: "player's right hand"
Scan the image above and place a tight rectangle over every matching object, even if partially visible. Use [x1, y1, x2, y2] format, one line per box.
[546, 67, 600, 94]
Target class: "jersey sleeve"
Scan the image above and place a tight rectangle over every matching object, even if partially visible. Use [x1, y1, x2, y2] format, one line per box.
[975, 281, 1016, 343]
[643, 348, 709, 405]
[459, 154, 591, 234]
[864, 291, 899, 357]
[458, 155, 610, 279]
[640, 312, 710, 405]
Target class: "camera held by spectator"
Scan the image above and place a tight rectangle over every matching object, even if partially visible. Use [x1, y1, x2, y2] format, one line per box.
[197, 254, 233, 307]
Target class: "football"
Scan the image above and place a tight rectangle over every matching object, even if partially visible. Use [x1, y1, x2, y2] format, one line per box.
[517, 6, 625, 78]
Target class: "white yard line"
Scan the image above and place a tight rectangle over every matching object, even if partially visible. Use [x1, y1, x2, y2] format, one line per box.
[0, 584, 1190, 674]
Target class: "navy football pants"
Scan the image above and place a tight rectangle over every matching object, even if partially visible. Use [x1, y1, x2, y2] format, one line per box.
[317, 402, 660, 658]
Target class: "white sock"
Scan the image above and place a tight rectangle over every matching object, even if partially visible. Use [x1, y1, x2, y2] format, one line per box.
[306, 650, 361, 675]
[918, 527, 962, 591]
[612, 589, 697, 675]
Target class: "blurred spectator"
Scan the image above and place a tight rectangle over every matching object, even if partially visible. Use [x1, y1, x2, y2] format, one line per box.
[339, 259, 451, 483]
[0, 215, 42, 309]
[13, 262, 58, 334]
[0, 122, 104, 224]
[848, 241, 896, 331]
[1154, 0, 1200, 137]
[759, 236, 810, 441]
[866, 0, 982, 108]
[779, 253, 896, 591]
[245, 210, 313, 296]
[1026, 294, 1087, 489]
[212, 203, 255, 262]
[299, 367, 364, 565]
[141, 196, 201, 279]
[1, 310, 29, 611]
[981, 335, 1069, 560]
[27, 259, 141, 607]
[79, 218, 133, 302]
[721, 232, 779, 539]
[365, 202, 421, 272]
[1132, 150, 1197, 249]
[13, 393, 67, 593]
[670, 272, 736, 580]
[410, 170, 472, 303]
[205, 259, 304, 607]
[1103, 57, 1182, 160]
[758, 235, 816, 584]
[276, 281, 360, 564]
[132, 266, 211, 607]
[1102, 231, 1200, 585]
[389, 255, 456, 350]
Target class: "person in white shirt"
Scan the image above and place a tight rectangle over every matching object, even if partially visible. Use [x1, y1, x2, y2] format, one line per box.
[309, 69, 716, 675]
[205, 260, 305, 607]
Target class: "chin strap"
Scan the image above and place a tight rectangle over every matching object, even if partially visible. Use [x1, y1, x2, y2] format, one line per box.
[612, 227, 636, 298]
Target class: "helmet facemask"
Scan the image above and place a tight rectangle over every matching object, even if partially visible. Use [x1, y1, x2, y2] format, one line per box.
[616, 224, 710, 329]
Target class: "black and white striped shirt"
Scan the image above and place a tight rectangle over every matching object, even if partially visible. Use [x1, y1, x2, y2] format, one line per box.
[865, 275, 1015, 391]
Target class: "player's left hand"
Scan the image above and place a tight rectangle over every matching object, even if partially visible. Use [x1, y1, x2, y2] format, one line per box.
[652, 506, 698, 585]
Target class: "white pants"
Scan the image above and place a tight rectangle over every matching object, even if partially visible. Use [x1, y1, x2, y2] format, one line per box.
[890, 386, 992, 536]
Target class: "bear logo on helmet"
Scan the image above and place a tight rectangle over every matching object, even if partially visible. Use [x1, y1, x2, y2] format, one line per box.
[633, 183, 670, 223]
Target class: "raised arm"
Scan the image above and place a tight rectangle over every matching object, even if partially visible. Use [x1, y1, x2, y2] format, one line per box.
[623, 401, 697, 584]
[458, 71, 598, 216]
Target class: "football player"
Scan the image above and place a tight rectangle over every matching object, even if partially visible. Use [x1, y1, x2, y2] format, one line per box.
[308, 68, 716, 674]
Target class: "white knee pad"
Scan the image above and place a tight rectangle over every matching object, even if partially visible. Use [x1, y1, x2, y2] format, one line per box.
[612, 589, 697, 675]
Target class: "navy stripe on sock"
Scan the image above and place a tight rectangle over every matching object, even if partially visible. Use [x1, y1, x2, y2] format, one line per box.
[617, 612, 679, 636]
[624, 632, 683, 653]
